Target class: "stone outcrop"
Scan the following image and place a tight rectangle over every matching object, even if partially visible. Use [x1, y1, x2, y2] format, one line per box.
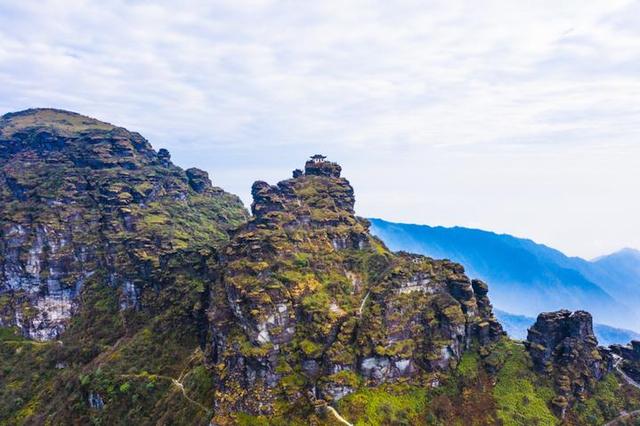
[304, 158, 342, 178]
[526, 310, 613, 417]
[0, 108, 248, 340]
[611, 340, 640, 383]
[208, 156, 504, 423]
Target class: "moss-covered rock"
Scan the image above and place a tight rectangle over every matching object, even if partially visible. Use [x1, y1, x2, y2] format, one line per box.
[208, 156, 504, 423]
[0, 108, 248, 339]
[525, 310, 614, 418]
[0, 109, 248, 425]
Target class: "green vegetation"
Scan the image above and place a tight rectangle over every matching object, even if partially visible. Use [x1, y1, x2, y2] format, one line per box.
[338, 384, 428, 426]
[571, 373, 640, 425]
[2, 111, 640, 425]
[0, 109, 248, 425]
[456, 351, 479, 380]
[491, 339, 557, 426]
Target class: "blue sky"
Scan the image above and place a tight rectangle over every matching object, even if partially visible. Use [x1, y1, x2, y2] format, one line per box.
[1, 0, 639, 258]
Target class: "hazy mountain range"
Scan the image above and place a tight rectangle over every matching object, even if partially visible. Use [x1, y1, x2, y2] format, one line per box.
[370, 218, 640, 335]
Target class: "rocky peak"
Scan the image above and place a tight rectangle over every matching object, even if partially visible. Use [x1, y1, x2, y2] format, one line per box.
[250, 157, 356, 230]
[208, 156, 503, 422]
[0, 108, 117, 137]
[526, 310, 612, 417]
[0, 108, 248, 340]
[611, 340, 640, 384]
[0, 108, 158, 169]
[304, 155, 342, 178]
[613, 340, 640, 361]
[185, 167, 214, 194]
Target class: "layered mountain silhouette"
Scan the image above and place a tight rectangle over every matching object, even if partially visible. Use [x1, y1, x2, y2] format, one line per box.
[370, 218, 640, 333]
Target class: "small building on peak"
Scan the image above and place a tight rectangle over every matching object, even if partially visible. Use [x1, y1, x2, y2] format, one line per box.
[304, 155, 341, 178]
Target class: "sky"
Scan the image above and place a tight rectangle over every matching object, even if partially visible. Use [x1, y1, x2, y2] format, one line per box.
[0, 0, 639, 258]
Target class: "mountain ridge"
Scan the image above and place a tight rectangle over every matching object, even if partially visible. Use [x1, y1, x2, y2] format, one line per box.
[369, 218, 640, 332]
[1, 109, 639, 425]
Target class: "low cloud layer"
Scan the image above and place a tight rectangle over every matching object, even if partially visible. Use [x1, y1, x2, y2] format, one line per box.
[1, 0, 638, 257]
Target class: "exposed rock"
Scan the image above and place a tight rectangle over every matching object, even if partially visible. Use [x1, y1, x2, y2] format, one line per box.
[0, 108, 248, 340]
[185, 167, 213, 193]
[526, 310, 613, 417]
[88, 392, 105, 410]
[611, 340, 640, 383]
[208, 156, 503, 422]
[304, 158, 342, 178]
[157, 148, 171, 166]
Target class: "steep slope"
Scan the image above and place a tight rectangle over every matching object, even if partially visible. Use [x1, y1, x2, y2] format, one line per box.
[369, 218, 639, 331]
[526, 310, 613, 418]
[208, 158, 504, 424]
[1, 110, 639, 425]
[0, 109, 249, 424]
[0, 108, 248, 339]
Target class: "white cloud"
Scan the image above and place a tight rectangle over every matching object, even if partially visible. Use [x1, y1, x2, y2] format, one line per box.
[0, 0, 639, 257]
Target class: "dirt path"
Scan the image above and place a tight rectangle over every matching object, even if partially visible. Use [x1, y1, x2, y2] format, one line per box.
[169, 377, 211, 413]
[325, 405, 353, 426]
[605, 356, 640, 425]
[119, 372, 210, 414]
[613, 355, 640, 390]
[357, 291, 370, 316]
[603, 409, 640, 426]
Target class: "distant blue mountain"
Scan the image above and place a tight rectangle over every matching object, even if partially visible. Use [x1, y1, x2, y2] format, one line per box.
[369, 218, 640, 333]
[495, 310, 640, 346]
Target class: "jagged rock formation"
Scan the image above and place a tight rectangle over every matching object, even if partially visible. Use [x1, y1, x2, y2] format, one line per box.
[0, 108, 248, 340]
[526, 310, 613, 417]
[208, 156, 503, 423]
[611, 340, 640, 383]
[2, 109, 638, 425]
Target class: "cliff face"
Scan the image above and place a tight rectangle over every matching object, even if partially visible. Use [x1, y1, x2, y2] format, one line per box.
[208, 158, 504, 422]
[0, 109, 248, 340]
[611, 340, 640, 384]
[526, 310, 613, 417]
[2, 109, 637, 425]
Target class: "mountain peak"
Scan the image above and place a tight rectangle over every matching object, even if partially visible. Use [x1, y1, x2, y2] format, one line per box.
[210, 156, 504, 421]
[592, 247, 640, 263]
[611, 247, 640, 257]
[304, 154, 342, 178]
[250, 156, 354, 224]
[1, 108, 117, 137]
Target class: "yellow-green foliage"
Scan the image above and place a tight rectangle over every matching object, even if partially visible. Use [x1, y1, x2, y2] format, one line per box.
[492, 339, 557, 426]
[324, 370, 360, 389]
[299, 339, 324, 358]
[456, 351, 479, 381]
[0, 108, 115, 138]
[571, 373, 640, 425]
[338, 384, 428, 426]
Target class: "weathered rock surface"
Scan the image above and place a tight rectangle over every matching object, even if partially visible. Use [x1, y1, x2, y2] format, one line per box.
[526, 309, 613, 417]
[0, 108, 248, 340]
[611, 340, 640, 383]
[208, 157, 504, 422]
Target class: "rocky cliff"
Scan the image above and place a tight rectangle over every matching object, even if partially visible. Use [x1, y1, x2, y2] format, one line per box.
[0, 108, 248, 339]
[526, 310, 613, 417]
[611, 340, 640, 384]
[208, 157, 504, 423]
[2, 109, 640, 426]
